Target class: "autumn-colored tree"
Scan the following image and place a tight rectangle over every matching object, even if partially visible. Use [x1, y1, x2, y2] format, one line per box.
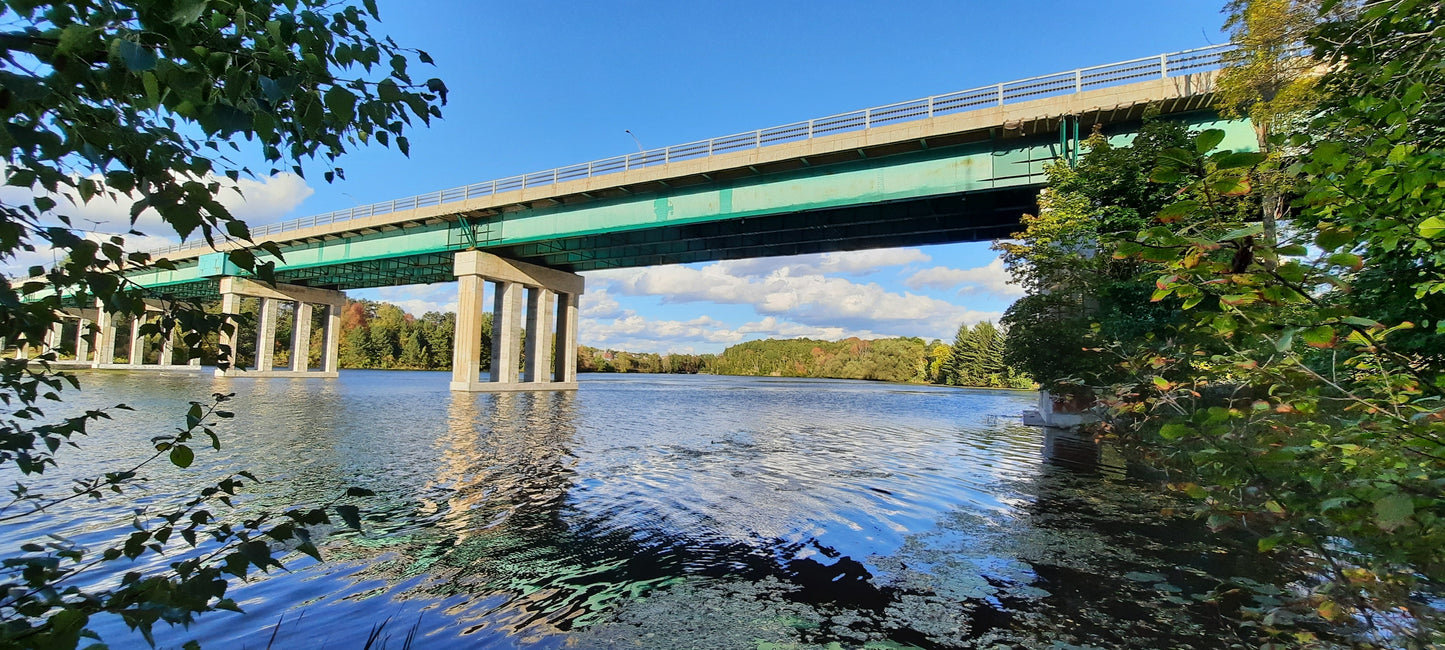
[1216, 0, 1341, 246]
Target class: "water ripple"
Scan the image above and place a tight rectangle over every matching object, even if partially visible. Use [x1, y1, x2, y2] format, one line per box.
[2, 371, 1284, 648]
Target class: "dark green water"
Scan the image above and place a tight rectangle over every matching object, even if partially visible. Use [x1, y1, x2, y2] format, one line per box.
[2, 370, 1281, 648]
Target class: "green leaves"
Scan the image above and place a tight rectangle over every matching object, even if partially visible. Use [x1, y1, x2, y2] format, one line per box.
[1212, 151, 1266, 170]
[0, 2, 454, 645]
[1157, 200, 1199, 223]
[1195, 129, 1227, 153]
[1421, 216, 1445, 239]
[113, 39, 158, 72]
[1159, 422, 1194, 440]
[169, 445, 195, 468]
[324, 85, 358, 124]
[1314, 225, 1356, 251]
[1373, 494, 1414, 531]
[168, 0, 208, 24]
[1301, 326, 1337, 349]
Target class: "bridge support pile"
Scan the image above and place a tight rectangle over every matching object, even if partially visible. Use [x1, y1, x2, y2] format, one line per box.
[215, 277, 344, 378]
[450, 250, 582, 392]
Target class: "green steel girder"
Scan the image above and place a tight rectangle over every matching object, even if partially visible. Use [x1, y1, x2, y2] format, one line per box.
[491, 187, 1035, 271]
[123, 112, 1256, 300]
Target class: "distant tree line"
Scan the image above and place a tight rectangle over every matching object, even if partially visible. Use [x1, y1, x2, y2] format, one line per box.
[577, 347, 713, 374]
[579, 321, 1033, 389]
[319, 299, 1032, 390]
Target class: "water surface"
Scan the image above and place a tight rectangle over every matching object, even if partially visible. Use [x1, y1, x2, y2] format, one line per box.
[3, 370, 1278, 648]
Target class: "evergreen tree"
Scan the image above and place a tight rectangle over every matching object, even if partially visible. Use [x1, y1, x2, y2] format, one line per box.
[946, 323, 971, 386]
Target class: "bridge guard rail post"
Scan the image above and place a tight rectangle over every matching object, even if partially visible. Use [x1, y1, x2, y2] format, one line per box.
[450, 250, 583, 392]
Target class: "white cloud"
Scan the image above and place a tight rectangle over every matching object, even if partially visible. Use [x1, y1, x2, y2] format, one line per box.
[580, 311, 743, 352]
[904, 257, 1023, 297]
[0, 170, 313, 242]
[708, 248, 931, 278]
[591, 261, 996, 339]
[579, 287, 622, 319]
[368, 284, 458, 317]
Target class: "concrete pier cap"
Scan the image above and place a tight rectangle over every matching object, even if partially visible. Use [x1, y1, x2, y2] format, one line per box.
[450, 250, 583, 393]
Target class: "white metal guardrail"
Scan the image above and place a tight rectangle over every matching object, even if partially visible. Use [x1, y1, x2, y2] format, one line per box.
[149, 44, 1233, 255]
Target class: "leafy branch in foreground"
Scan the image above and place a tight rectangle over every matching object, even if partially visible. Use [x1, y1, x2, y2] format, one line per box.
[1001, 2, 1445, 644]
[0, 392, 377, 648]
[2, 0, 446, 646]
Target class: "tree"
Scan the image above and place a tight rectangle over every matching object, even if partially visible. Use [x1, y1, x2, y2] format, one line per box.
[926, 342, 952, 384]
[1065, 1, 1445, 642]
[997, 119, 1203, 395]
[1216, 0, 1337, 247]
[0, 1, 446, 646]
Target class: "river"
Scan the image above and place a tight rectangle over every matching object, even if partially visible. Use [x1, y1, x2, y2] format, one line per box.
[2, 370, 1284, 648]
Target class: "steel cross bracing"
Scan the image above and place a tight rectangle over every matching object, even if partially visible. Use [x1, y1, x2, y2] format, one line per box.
[146, 45, 1233, 257]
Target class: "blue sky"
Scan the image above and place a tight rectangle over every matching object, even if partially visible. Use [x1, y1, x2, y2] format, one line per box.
[13, 0, 1234, 353]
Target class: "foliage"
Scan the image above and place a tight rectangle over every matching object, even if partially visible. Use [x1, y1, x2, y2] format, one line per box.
[1216, 0, 1339, 248]
[577, 346, 711, 375]
[1015, 1, 1445, 644]
[0, 0, 445, 646]
[699, 325, 1032, 389]
[997, 118, 1206, 393]
[336, 299, 464, 370]
[944, 321, 1030, 388]
[1217, 0, 1332, 145]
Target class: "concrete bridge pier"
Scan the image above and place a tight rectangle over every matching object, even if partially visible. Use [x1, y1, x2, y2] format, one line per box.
[91, 301, 116, 367]
[450, 250, 583, 392]
[74, 316, 92, 363]
[215, 277, 345, 378]
[88, 300, 199, 369]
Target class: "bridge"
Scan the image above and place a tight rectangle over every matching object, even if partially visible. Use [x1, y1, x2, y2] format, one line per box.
[46, 45, 1254, 391]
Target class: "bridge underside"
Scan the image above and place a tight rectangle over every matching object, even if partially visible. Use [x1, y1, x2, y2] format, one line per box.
[143, 186, 1033, 300]
[494, 186, 1033, 271]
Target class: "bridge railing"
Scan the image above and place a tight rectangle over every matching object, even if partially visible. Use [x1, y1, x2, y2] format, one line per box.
[149, 44, 1233, 256]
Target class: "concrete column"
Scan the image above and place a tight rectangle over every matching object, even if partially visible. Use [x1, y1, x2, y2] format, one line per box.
[75, 318, 91, 364]
[450, 274, 487, 389]
[322, 304, 341, 375]
[489, 281, 522, 383]
[554, 292, 579, 383]
[128, 316, 142, 366]
[216, 291, 240, 375]
[94, 301, 116, 367]
[291, 302, 312, 372]
[523, 288, 555, 382]
[255, 297, 278, 372]
[46, 322, 63, 353]
[159, 321, 175, 367]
